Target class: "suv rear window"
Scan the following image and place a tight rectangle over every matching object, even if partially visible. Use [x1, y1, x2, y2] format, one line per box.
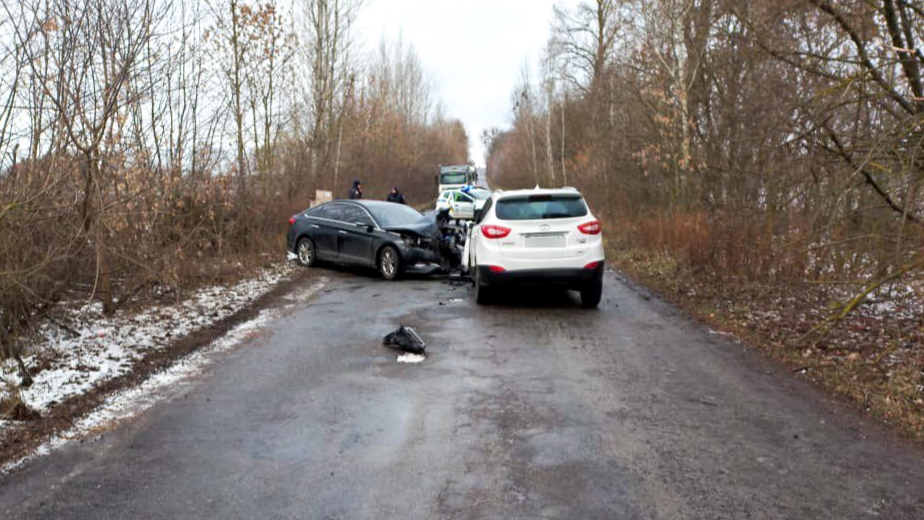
[495, 194, 588, 220]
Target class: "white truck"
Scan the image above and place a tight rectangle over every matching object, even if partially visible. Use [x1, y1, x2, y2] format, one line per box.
[437, 165, 477, 193]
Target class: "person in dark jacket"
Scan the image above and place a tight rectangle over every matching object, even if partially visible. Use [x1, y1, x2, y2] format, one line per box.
[387, 186, 406, 205]
[349, 180, 363, 200]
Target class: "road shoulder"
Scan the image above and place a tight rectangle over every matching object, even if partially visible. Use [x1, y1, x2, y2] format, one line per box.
[0, 266, 326, 471]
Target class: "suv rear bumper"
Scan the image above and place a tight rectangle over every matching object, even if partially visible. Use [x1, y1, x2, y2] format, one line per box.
[477, 263, 604, 288]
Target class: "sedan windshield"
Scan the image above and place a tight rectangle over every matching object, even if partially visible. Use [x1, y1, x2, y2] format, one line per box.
[367, 203, 427, 228]
[468, 189, 491, 200]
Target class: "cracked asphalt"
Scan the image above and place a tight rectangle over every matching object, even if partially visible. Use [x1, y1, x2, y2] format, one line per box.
[2, 268, 923, 519]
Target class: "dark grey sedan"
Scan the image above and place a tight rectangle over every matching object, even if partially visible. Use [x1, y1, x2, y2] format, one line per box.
[286, 200, 443, 280]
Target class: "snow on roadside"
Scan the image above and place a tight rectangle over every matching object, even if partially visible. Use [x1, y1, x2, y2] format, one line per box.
[0, 264, 294, 415]
[1, 278, 328, 475]
[858, 282, 924, 321]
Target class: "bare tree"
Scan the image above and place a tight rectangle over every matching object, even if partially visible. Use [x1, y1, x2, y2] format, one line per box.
[300, 0, 361, 189]
[12, 0, 164, 314]
[551, 0, 621, 95]
[541, 49, 558, 187]
[802, 0, 924, 227]
[230, 0, 248, 195]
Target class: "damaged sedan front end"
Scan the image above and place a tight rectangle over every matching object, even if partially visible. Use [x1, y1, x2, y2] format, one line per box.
[381, 209, 465, 274]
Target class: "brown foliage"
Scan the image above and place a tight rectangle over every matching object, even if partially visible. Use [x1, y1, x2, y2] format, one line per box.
[0, 0, 468, 382]
[488, 0, 924, 294]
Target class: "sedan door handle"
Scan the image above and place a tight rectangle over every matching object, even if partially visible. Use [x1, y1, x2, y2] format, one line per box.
[311, 225, 320, 229]
[338, 230, 348, 235]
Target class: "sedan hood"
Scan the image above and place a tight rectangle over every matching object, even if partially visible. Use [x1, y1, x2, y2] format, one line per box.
[383, 217, 440, 240]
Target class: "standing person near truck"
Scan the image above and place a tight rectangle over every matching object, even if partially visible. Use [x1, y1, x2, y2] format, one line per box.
[387, 187, 406, 205]
[349, 180, 363, 199]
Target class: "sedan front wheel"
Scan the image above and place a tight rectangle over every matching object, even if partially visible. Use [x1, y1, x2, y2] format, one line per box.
[378, 245, 402, 281]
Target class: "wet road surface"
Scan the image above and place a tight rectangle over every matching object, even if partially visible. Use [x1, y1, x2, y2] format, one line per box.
[2, 269, 923, 519]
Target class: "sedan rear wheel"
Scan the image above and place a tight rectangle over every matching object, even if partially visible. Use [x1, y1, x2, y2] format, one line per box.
[378, 245, 401, 281]
[296, 238, 316, 267]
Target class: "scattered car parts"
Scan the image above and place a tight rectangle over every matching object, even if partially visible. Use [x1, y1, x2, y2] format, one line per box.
[383, 326, 427, 355]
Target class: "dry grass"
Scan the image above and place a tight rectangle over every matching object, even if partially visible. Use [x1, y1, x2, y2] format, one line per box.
[0, 378, 40, 421]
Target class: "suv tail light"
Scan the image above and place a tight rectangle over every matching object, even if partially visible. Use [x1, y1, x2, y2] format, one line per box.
[578, 220, 601, 235]
[482, 225, 511, 239]
[288, 216, 297, 226]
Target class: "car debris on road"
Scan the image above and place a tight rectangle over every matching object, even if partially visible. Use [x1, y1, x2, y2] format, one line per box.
[383, 326, 427, 355]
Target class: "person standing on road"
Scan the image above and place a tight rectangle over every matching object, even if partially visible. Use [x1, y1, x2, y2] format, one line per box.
[387, 187, 406, 205]
[349, 180, 363, 200]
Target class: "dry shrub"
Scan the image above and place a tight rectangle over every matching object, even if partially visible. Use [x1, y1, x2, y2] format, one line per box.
[0, 379, 40, 421]
[637, 211, 713, 269]
[628, 210, 788, 282]
[0, 157, 83, 380]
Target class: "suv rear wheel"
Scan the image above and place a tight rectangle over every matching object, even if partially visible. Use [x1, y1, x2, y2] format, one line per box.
[580, 281, 602, 308]
[474, 269, 492, 305]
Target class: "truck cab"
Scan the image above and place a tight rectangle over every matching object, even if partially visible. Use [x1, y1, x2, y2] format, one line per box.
[437, 165, 476, 193]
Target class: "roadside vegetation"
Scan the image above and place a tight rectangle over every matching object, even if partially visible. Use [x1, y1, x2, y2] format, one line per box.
[486, 1, 924, 440]
[0, 0, 469, 397]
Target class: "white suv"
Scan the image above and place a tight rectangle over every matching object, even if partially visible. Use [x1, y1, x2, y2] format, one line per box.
[462, 188, 605, 307]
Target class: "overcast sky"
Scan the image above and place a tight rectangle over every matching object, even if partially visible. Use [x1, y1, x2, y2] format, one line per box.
[356, 0, 580, 166]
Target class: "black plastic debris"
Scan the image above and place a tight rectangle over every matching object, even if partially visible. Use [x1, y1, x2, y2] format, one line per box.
[443, 276, 470, 287]
[383, 326, 426, 355]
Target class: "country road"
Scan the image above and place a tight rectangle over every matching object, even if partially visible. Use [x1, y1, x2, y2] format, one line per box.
[1, 268, 923, 519]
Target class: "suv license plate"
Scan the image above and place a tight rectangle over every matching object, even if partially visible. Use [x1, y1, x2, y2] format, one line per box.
[526, 233, 566, 248]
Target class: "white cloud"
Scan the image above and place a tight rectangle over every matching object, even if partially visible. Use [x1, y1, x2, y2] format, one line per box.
[356, 0, 579, 165]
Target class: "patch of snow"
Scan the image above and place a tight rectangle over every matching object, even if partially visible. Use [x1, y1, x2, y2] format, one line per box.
[1, 278, 327, 475]
[867, 299, 897, 315]
[1, 264, 293, 415]
[397, 353, 426, 364]
[857, 281, 923, 322]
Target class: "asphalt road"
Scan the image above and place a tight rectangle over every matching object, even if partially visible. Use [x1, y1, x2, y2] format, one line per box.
[2, 269, 923, 519]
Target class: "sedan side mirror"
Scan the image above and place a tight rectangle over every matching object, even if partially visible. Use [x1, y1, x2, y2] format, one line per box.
[366, 225, 375, 233]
